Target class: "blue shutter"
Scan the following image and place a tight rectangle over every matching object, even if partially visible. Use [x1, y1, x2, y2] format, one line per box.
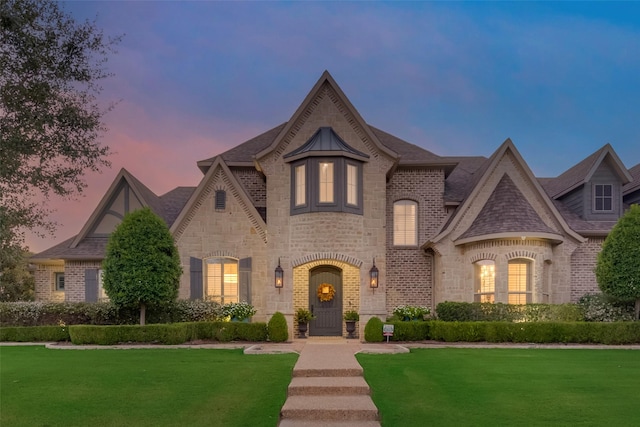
[239, 257, 252, 304]
[85, 269, 98, 302]
[190, 257, 203, 300]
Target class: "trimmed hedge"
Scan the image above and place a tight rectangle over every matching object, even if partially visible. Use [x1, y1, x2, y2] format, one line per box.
[0, 300, 224, 327]
[428, 321, 640, 344]
[67, 321, 268, 345]
[0, 325, 70, 342]
[436, 302, 583, 322]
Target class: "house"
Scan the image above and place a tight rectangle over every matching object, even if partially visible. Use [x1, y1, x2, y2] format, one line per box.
[31, 71, 640, 337]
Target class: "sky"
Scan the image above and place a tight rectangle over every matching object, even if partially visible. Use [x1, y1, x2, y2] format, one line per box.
[25, 1, 640, 253]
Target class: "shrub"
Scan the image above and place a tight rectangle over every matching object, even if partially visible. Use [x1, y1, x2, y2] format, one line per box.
[267, 312, 288, 342]
[234, 322, 268, 341]
[364, 316, 383, 342]
[0, 325, 70, 342]
[392, 305, 430, 321]
[578, 293, 634, 322]
[435, 302, 583, 322]
[388, 321, 429, 341]
[221, 302, 256, 321]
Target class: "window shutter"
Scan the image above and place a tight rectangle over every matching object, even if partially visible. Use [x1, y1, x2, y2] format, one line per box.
[239, 257, 252, 304]
[190, 257, 203, 300]
[85, 269, 98, 302]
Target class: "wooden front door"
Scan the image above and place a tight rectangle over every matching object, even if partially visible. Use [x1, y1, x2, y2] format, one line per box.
[309, 266, 342, 336]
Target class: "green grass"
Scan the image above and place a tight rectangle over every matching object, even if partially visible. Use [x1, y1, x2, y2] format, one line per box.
[1, 346, 297, 427]
[357, 348, 640, 427]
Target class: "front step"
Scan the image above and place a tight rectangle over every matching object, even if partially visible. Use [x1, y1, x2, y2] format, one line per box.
[280, 395, 379, 421]
[292, 367, 363, 377]
[278, 420, 381, 427]
[288, 376, 370, 396]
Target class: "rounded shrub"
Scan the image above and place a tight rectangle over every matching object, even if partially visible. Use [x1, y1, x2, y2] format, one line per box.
[364, 316, 383, 342]
[268, 312, 288, 342]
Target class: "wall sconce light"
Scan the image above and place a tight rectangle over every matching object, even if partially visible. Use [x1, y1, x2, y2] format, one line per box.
[274, 258, 284, 292]
[369, 257, 379, 291]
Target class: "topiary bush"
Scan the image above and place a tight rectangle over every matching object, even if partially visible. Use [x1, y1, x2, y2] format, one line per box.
[364, 316, 383, 342]
[267, 312, 288, 342]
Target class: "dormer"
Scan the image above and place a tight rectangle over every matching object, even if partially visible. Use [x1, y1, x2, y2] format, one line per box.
[284, 127, 369, 215]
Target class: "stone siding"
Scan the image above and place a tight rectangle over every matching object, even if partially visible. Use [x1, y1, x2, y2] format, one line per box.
[570, 238, 604, 302]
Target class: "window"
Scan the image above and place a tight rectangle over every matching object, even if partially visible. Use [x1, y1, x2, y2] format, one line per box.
[319, 162, 334, 203]
[393, 200, 417, 246]
[55, 273, 65, 291]
[474, 260, 495, 302]
[295, 164, 306, 206]
[215, 190, 226, 210]
[346, 164, 358, 206]
[205, 258, 238, 304]
[290, 158, 363, 215]
[594, 184, 613, 211]
[508, 259, 531, 304]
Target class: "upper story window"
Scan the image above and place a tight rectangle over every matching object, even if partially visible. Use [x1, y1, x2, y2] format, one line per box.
[393, 200, 417, 246]
[474, 260, 495, 302]
[285, 127, 368, 216]
[594, 184, 613, 212]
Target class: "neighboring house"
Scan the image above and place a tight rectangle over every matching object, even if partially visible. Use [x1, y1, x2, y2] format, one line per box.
[31, 71, 640, 337]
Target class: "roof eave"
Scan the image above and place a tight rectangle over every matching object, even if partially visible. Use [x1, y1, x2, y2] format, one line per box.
[455, 232, 566, 246]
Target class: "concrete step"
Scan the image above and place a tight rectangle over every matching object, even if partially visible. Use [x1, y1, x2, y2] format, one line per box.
[279, 420, 381, 427]
[292, 367, 363, 377]
[287, 376, 371, 396]
[280, 395, 379, 422]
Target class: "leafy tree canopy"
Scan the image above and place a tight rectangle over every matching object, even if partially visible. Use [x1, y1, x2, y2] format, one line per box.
[0, 0, 120, 257]
[102, 208, 182, 325]
[0, 248, 34, 302]
[596, 204, 640, 319]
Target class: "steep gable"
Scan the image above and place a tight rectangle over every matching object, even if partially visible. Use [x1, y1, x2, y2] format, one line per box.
[428, 139, 583, 246]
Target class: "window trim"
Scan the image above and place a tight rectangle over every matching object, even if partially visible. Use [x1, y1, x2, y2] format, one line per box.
[508, 258, 532, 304]
[474, 260, 495, 303]
[204, 257, 239, 304]
[593, 183, 613, 213]
[54, 272, 65, 292]
[393, 200, 418, 247]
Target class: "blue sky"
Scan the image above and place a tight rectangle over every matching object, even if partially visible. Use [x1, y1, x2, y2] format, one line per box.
[28, 1, 640, 252]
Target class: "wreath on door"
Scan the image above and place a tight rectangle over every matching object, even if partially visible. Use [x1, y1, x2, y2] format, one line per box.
[316, 283, 336, 302]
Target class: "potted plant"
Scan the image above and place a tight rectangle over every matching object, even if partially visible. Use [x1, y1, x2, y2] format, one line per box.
[344, 310, 359, 339]
[294, 308, 315, 338]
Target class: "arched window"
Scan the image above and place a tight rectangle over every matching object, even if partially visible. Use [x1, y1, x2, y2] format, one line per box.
[474, 260, 495, 302]
[205, 257, 238, 304]
[508, 259, 532, 304]
[393, 200, 417, 246]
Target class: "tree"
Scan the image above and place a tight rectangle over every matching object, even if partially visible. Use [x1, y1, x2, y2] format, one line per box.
[0, 248, 35, 301]
[0, 0, 120, 256]
[102, 208, 182, 325]
[596, 204, 640, 320]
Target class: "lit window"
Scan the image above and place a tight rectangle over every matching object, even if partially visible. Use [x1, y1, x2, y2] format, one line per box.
[508, 259, 531, 304]
[346, 164, 358, 206]
[98, 269, 108, 301]
[474, 260, 495, 302]
[55, 273, 65, 291]
[393, 200, 417, 246]
[295, 164, 306, 206]
[594, 184, 613, 211]
[205, 258, 238, 304]
[319, 162, 334, 203]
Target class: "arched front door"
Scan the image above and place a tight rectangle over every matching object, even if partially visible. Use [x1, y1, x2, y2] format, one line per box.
[309, 266, 342, 336]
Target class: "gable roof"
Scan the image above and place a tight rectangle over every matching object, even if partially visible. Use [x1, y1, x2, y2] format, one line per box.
[623, 163, 640, 196]
[427, 139, 584, 246]
[540, 144, 633, 199]
[31, 169, 194, 261]
[456, 174, 559, 244]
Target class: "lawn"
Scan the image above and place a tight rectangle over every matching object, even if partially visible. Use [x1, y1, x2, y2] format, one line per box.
[357, 348, 640, 427]
[0, 346, 297, 427]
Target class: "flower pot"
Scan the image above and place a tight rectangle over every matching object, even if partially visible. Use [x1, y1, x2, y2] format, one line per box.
[345, 320, 356, 339]
[298, 322, 308, 339]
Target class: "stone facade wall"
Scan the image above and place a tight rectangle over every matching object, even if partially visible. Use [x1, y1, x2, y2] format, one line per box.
[385, 167, 446, 313]
[570, 238, 605, 302]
